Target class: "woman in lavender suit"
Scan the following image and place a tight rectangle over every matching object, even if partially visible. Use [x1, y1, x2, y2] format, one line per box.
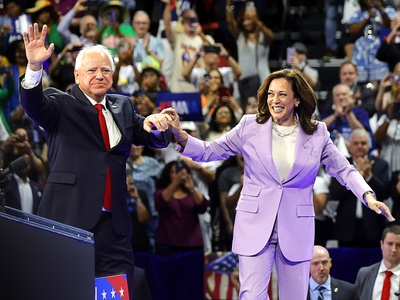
[162, 69, 394, 300]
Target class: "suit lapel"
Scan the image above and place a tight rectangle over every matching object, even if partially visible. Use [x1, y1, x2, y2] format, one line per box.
[106, 95, 125, 138]
[247, 118, 280, 181]
[69, 85, 109, 148]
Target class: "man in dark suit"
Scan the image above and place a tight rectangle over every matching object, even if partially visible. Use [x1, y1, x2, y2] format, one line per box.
[5, 154, 42, 214]
[308, 245, 357, 300]
[19, 24, 174, 300]
[330, 128, 390, 248]
[355, 225, 400, 299]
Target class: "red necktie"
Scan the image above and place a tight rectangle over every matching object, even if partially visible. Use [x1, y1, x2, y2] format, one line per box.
[381, 270, 393, 300]
[95, 104, 111, 210]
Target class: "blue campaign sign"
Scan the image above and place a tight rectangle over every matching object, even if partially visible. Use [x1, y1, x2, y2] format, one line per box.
[157, 92, 203, 122]
[95, 274, 129, 300]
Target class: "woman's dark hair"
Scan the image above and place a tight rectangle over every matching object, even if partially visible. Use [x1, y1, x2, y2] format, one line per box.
[237, 8, 261, 45]
[256, 68, 318, 135]
[208, 104, 237, 133]
[157, 160, 192, 189]
[5, 39, 25, 64]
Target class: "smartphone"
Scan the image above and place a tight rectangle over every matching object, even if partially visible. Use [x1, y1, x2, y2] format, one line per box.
[176, 159, 187, 173]
[108, 10, 117, 23]
[286, 47, 295, 64]
[70, 45, 83, 52]
[204, 45, 221, 54]
[118, 42, 129, 54]
[219, 86, 232, 103]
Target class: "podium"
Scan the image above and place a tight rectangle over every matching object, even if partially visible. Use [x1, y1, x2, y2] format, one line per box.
[0, 207, 95, 300]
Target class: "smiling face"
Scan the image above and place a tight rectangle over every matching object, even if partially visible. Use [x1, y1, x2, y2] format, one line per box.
[74, 50, 113, 102]
[267, 77, 299, 125]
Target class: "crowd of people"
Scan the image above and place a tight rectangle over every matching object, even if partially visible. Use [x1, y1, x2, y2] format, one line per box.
[3, 0, 400, 299]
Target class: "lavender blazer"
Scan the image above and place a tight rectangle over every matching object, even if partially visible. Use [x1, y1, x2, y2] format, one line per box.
[181, 115, 373, 262]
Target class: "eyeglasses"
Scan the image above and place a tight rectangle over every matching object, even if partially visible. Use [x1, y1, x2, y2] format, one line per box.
[216, 110, 231, 115]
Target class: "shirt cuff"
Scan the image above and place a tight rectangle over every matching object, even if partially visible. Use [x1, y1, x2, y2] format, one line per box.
[21, 67, 43, 89]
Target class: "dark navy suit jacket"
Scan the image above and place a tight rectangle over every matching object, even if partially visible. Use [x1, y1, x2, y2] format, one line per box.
[20, 82, 173, 235]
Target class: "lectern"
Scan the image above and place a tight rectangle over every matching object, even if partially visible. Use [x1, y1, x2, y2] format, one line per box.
[0, 206, 95, 300]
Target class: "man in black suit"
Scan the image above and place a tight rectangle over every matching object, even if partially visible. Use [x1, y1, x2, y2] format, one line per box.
[5, 154, 42, 214]
[308, 245, 357, 300]
[19, 24, 174, 299]
[355, 225, 400, 299]
[330, 128, 390, 248]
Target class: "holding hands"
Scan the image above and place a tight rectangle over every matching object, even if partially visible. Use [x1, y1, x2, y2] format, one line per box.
[23, 23, 54, 71]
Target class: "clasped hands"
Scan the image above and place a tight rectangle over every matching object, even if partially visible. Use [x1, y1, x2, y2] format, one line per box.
[143, 107, 181, 133]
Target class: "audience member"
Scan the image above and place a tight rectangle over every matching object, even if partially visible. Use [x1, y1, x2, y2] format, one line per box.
[140, 56, 167, 92]
[57, 0, 97, 47]
[225, 0, 274, 106]
[200, 68, 242, 121]
[25, 0, 64, 54]
[4, 39, 26, 124]
[312, 167, 334, 247]
[348, 0, 395, 84]
[131, 10, 164, 67]
[162, 0, 214, 92]
[48, 41, 83, 91]
[127, 145, 164, 252]
[330, 128, 389, 248]
[319, 61, 376, 118]
[202, 104, 238, 142]
[182, 43, 241, 93]
[154, 160, 208, 257]
[390, 170, 400, 227]
[112, 37, 140, 96]
[374, 99, 400, 177]
[217, 154, 244, 251]
[94, 0, 135, 56]
[1, 127, 47, 184]
[375, 61, 400, 113]
[308, 245, 357, 299]
[5, 153, 43, 214]
[355, 224, 400, 299]
[0, 58, 14, 135]
[321, 83, 374, 149]
[376, 12, 400, 73]
[126, 164, 151, 253]
[0, 0, 29, 52]
[287, 42, 319, 89]
[323, 0, 343, 59]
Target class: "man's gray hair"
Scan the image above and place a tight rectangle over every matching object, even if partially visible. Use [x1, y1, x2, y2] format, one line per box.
[75, 45, 114, 71]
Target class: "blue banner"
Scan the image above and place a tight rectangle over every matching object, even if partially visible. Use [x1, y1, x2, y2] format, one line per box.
[157, 92, 203, 122]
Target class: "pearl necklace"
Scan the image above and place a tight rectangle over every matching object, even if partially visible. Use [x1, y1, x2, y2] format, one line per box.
[272, 117, 298, 137]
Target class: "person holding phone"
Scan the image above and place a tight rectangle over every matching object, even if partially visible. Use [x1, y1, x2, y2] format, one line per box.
[182, 42, 242, 96]
[200, 68, 242, 121]
[154, 159, 208, 257]
[112, 38, 140, 96]
[162, 0, 214, 92]
[48, 41, 84, 91]
[94, 0, 135, 56]
[286, 42, 319, 89]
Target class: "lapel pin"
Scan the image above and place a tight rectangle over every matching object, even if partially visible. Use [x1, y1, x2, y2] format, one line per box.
[334, 288, 338, 293]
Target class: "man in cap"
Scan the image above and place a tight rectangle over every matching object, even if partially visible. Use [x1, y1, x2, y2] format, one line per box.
[94, 0, 135, 56]
[288, 42, 319, 89]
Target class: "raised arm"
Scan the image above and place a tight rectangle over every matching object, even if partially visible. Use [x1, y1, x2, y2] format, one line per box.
[23, 23, 54, 71]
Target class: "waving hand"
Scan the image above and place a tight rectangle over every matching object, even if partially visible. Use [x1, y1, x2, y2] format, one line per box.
[22, 23, 54, 71]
